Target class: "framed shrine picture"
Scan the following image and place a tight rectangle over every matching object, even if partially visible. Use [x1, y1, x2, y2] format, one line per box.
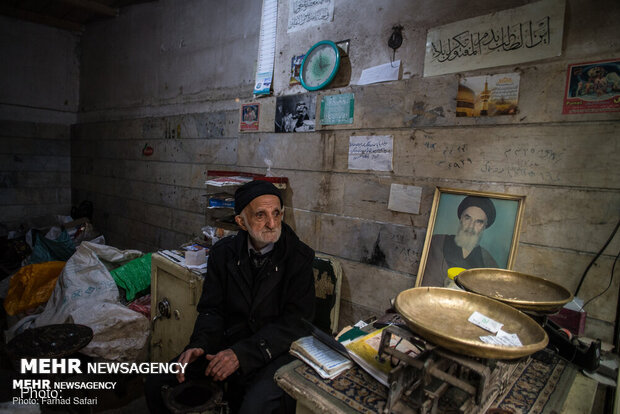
[416, 188, 525, 287]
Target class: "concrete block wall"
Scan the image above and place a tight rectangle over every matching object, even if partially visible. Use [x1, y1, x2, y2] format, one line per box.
[67, 0, 620, 342]
[0, 17, 80, 123]
[71, 112, 240, 252]
[0, 121, 73, 230]
[0, 16, 79, 230]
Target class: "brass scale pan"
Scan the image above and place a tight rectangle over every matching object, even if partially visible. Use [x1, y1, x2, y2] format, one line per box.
[455, 268, 573, 314]
[395, 269, 572, 359]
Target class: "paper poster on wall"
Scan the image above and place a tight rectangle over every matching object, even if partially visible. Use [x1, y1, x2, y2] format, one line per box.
[348, 135, 393, 171]
[424, 0, 565, 77]
[253, 0, 277, 95]
[320, 93, 354, 125]
[275, 94, 316, 132]
[290, 54, 305, 85]
[457, 73, 520, 117]
[240, 103, 260, 131]
[288, 0, 334, 33]
[562, 58, 620, 114]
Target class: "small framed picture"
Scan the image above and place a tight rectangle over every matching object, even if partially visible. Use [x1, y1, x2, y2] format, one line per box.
[416, 187, 525, 287]
[240, 103, 260, 131]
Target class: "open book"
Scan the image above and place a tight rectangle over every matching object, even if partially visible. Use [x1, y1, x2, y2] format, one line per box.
[345, 327, 422, 386]
[290, 335, 353, 379]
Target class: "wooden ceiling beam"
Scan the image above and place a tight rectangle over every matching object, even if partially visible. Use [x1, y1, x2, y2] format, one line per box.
[59, 0, 118, 17]
[0, 5, 84, 32]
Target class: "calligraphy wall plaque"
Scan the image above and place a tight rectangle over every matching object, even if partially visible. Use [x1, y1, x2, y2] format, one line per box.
[287, 0, 334, 33]
[320, 93, 354, 125]
[424, 0, 565, 77]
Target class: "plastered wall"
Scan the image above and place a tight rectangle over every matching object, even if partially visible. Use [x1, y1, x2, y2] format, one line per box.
[68, 0, 620, 341]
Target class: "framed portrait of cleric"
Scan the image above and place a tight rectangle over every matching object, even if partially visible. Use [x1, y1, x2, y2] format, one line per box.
[415, 187, 525, 288]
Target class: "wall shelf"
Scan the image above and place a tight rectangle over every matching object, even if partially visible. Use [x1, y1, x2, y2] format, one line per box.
[204, 170, 289, 238]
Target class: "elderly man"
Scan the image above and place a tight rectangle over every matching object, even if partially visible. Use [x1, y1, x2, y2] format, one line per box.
[145, 180, 315, 414]
[422, 196, 498, 287]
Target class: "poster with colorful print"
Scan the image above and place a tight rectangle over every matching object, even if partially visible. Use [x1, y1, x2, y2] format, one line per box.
[240, 103, 260, 131]
[290, 54, 305, 85]
[562, 58, 620, 114]
[457, 73, 520, 117]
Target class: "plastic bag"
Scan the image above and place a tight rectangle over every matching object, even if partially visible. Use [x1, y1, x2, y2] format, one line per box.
[3, 261, 65, 315]
[7, 241, 149, 361]
[110, 253, 152, 301]
[202, 226, 235, 245]
[28, 229, 75, 264]
[128, 294, 151, 319]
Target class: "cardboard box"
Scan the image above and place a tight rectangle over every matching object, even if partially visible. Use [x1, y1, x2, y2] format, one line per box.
[548, 307, 586, 336]
[185, 249, 206, 266]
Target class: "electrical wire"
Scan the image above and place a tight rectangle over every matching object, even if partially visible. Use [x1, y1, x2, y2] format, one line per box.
[575, 218, 620, 298]
[581, 247, 620, 310]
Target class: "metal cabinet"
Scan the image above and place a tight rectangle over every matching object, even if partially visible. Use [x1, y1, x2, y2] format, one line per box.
[150, 253, 204, 362]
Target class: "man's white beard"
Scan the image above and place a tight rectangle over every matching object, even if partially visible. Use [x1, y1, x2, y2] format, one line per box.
[248, 225, 282, 248]
[454, 228, 482, 255]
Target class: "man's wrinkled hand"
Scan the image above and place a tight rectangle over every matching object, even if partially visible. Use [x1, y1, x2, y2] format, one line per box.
[205, 349, 240, 381]
[176, 348, 205, 383]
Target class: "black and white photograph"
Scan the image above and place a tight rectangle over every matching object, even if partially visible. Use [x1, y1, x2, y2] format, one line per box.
[274, 94, 316, 133]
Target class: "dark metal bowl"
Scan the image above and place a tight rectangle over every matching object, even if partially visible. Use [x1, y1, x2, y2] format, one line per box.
[7, 323, 93, 359]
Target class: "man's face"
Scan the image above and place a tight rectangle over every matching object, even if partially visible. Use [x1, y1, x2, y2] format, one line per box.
[235, 194, 283, 249]
[454, 206, 488, 252]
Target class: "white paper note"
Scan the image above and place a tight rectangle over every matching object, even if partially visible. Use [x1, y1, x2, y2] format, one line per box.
[357, 60, 401, 85]
[497, 329, 523, 346]
[468, 311, 503, 333]
[480, 331, 523, 347]
[388, 184, 422, 214]
[348, 136, 393, 171]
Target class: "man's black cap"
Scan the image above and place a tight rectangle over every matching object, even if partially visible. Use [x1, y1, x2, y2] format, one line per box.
[234, 180, 282, 215]
[457, 196, 496, 227]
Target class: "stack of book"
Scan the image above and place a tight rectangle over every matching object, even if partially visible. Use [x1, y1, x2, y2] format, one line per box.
[290, 336, 352, 379]
[290, 322, 421, 385]
[344, 327, 421, 386]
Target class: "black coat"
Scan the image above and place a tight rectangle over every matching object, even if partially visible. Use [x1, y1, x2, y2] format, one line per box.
[187, 222, 315, 376]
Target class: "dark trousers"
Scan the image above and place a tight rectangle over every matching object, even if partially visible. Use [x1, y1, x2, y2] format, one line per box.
[144, 354, 295, 414]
